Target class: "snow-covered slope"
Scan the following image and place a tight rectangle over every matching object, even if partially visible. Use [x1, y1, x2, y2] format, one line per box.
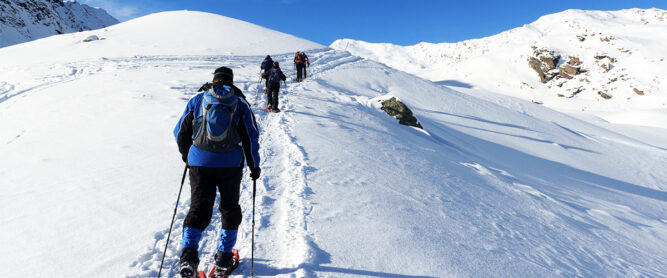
[0, 10, 323, 66]
[1, 10, 666, 278]
[331, 8, 667, 127]
[0, 0, 119, 48]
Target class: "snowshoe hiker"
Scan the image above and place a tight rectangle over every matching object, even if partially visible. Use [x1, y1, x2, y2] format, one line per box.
[301, 51, 310, 80]
[294, 51, 305, 82]
[260, 55, 273, 88]
[266, 61, 287, 112]
[174, 66, 261, 277]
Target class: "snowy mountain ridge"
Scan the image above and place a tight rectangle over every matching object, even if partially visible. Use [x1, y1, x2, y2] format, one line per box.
[0, 10, 666, 278]
[331, 8, 667, 127]
[0, 0, 119, 48]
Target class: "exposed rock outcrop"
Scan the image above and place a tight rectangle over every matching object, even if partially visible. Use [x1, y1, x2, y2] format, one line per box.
[598, 91, 612, 99]
[380, 97, 422, 129]
[528, 48, 560, 83]
[82, 35, 99, 42]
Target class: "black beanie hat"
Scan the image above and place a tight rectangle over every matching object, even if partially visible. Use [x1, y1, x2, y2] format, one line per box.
[213, 66, 233, 84]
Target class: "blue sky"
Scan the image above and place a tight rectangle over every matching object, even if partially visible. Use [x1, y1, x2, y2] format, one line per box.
[81, 0, 667, 46]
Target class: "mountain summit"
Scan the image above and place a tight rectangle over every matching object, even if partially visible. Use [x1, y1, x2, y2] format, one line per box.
[0, 0, 119, 48]
[0, 10, 323, 65]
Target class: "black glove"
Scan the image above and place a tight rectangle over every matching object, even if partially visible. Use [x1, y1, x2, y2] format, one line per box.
[307, 62, 310, 67]
[181, 152, 188, 163]
[250, 167, 261, 180]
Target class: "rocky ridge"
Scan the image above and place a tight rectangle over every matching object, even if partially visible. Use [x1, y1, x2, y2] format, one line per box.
[0, 0, 118, 48]
[332, 8, 667, 115]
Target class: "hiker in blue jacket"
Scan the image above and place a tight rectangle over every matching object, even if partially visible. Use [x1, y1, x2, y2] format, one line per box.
[173, 66, 261, 277]
[266, 61, 287, 112]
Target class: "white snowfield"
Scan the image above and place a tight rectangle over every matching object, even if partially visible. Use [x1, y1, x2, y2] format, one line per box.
[1, 10, 666, 278]
[331, 8, 667, 128]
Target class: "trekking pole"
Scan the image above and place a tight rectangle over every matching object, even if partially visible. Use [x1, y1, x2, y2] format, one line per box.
[283, 80, 289, 104]
[157, 165, 188, 278]
[251, 178, 257, 277]
[257, 71, 263, 95]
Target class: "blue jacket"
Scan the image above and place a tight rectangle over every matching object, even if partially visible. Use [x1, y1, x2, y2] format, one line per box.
[174, 84, 260, 168]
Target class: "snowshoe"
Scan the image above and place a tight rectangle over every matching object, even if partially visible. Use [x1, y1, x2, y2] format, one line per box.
[198, 249, 239, 278]
[266, 103, 273, 112]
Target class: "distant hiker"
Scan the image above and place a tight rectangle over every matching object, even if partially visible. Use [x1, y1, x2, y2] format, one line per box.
[266, 61, 287, 112]
[301, 51, 310, 79]
[294, 51, 309, 82]
[173, 66, 261, 278]
[260, 55, 273, 87]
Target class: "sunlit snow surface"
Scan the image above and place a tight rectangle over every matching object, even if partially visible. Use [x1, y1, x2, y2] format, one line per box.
[332, 8, 667, 129]
[1, 10, 666, 278]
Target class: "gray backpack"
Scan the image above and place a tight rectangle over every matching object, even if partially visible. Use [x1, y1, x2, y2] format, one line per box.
[192, 85, 241, 152]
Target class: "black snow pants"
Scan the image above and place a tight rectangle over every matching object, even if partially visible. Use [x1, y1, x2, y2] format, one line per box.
[296, 63, 304, 80]
[183, 166, 243, 231]
[266, 81, 280, 109]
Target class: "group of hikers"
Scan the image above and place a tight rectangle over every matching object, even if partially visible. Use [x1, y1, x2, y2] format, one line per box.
[170, 51, 311, 277]
[260, 51, 309, 112]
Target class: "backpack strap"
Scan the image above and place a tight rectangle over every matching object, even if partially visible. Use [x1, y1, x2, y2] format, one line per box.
[209, 85, 236, 100]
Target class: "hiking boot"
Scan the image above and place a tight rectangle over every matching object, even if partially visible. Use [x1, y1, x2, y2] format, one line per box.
[179, 261, 197, 278]
[179, 247, 199, 277]
[214, 250, 235, 275]
[272, 107, 281, 113]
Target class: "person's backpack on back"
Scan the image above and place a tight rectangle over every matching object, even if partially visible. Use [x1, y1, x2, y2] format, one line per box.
[269, 67, 284, 83]
[261, 58, 273, 76]
[294, 52, 303, 64]
[192, 85, 241, 152]
[261, 58, 272, 70]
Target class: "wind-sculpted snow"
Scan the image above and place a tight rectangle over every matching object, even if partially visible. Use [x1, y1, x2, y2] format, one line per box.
[332, 8, 667, 128]
[1, 18, 666, 277]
